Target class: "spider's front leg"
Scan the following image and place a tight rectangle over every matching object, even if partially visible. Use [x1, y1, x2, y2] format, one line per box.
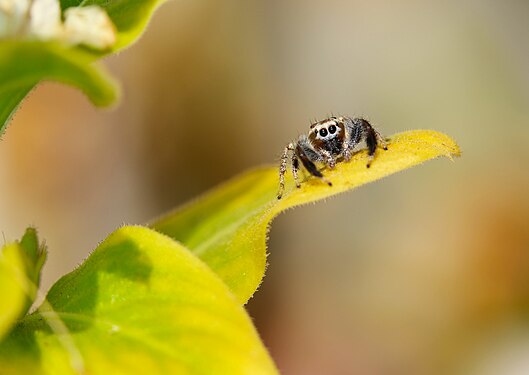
[296, 144, 333, 187]
[277, 142, 295, 200]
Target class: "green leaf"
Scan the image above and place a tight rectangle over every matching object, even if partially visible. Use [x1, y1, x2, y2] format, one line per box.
[0, 41, 119, 136]
[18, 228, 47, 301]
[0, 228, 46, 341]
[0, 226, 278, 375]
[152, 130, 461, 304]
[0, 0, 167, 135]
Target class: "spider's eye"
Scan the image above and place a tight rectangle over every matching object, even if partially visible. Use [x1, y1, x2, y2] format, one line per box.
[329, 125, 336, 134]
[319, 128, 328, 137]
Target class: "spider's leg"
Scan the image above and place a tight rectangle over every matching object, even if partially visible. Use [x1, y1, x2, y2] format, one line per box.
[356, 118, 388, 168]
[341, 121, 353, 162]
[277, 142, 295, 199]
[297, 145, 332, 187]
[291, 153, 301, 189]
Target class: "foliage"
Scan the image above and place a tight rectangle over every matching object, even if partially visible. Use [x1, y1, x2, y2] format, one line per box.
[0, 227, 278, 374]
[0, 130, 460, 373]
[0, 0, 167, 136]
[0, 0, 461, 373]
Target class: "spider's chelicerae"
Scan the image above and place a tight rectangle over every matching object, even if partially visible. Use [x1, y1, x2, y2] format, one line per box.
[277, 116, 387, 199]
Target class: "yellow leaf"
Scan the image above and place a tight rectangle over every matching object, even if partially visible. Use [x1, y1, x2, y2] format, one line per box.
[152, 129, 461, 304]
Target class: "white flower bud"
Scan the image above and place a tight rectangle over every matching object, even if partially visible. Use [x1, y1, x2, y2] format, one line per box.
[63, 6, 116, 50]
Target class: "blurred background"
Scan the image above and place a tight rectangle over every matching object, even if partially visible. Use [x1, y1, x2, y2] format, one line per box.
[1, 0, 529, 374]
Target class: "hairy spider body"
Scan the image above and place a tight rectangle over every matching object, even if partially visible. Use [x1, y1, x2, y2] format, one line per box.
[277, 116, 387, 199]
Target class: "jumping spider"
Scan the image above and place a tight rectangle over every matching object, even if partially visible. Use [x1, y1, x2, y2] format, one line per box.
[277, 116, 387, 199]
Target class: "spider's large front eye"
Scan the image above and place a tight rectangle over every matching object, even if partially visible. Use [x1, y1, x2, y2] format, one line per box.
[319, 128, 328, 137]
[329, 125, 336, 134]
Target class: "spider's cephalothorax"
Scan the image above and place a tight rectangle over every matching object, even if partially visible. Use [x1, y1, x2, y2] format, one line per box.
[277, 116, 387, 199]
